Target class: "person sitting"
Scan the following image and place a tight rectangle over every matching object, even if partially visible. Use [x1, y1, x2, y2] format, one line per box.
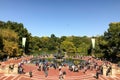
[74, 66, 79, 72]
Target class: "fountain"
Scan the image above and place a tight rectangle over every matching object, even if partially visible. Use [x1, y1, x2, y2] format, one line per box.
[54, 48, 64, 62]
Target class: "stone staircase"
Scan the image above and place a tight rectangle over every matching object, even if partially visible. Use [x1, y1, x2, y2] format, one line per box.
[0, 63, 120, 80]
[0, 71, 120, 80]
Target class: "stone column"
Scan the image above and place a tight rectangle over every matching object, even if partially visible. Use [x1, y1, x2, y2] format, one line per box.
[4, 65, 9, 74]
[111, 64, 116, 77]
[12, 64, 18, 74]
[103, 65, 107, 76]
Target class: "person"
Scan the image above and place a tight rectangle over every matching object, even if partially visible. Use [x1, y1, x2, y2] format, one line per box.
[106, 66, 111, 76]
[59, 69, 63, 80]
[43, 64, 48, 77]
[53, 63, 57, 69]
[9, 64, 14, 73]
[95, 70, 99, 79]
[69, 65, 73, 71]
[99, 66, 103, 75]
[63, 71, 66, 79]
[59, 65, 62, 71]
[29, 70, 32, 78]
[83, 66, 87, 74]
[74, 66, 79, 72]
[94, 66, 100, 79]
[72, 65, 75, 72]
[38, 62, 42, 71]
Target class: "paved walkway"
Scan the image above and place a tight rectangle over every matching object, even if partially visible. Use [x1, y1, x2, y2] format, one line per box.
[0, 64, 120, 80]
[0, 56, 120, 80]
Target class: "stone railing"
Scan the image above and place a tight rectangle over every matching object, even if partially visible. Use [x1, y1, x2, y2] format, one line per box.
[103, 64, 120, 77]
[0, 64, 18, 74]
[116, 66, 120, 74]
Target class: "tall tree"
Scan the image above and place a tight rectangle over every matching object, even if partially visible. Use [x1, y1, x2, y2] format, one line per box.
[0, 33, 4, 51]
[0, 20, 31, 55]
[102, 22, 120, 59]
[60, 40, 76, 53]
[0, 29, 19, 57]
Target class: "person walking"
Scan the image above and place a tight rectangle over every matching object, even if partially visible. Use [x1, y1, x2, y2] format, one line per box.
[95, 66, 100, 79]
[38, 62, 42, 71]
[59, 69, 63, 80]
[43, 63, 48, 77]
[63, 71, 66, 79]
[29, 70, 32, 78]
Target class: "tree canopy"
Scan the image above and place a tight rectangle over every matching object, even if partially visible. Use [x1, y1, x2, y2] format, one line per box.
[0, 21, 31, 58]
[0, 20, 120, 62]
[100, 22, 120, 60]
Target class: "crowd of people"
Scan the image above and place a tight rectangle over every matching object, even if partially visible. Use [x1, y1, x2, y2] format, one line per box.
[0, 55, 115, 80]
[25, 56, 113, 79]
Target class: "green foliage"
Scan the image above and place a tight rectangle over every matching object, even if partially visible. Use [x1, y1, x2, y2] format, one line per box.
[100, 22, 120, 60]
[2, 20, 120, 61]
[94, 53, 104, 58]
[0, 34, 4, 51]
[0, 29, 19, 57]
[49, 34, 60, 50]
[30, 34, 93, 56]
[29, 36, 41, 50]
[1, 29, 18, 42]
[60, 40, 76, 53]
[0, 20, 31, 58]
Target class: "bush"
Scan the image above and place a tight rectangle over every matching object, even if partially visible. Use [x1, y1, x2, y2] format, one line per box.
[94, 53, 104, 58]
[118, 61, 120, 67]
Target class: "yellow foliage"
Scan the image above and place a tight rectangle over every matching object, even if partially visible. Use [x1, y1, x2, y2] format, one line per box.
[0, 29, 18, 42]
[0, 29, 19, 56]
[3, 40, 18, 56]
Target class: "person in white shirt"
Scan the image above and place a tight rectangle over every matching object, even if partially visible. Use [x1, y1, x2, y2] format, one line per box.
[72, 65, 75, 72]
[59, 69, 63, 80]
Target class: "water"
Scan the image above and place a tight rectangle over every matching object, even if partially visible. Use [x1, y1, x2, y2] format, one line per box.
[30, 57, 86, 66]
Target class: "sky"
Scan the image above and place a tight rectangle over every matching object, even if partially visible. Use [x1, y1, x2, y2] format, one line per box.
[0, 0, 120, 37]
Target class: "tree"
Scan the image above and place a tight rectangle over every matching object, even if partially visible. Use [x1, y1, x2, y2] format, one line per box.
[40, 36, 50, 51]
[29, 36, 41, 51]
[60, 40, 76, 53]
[0, 21, 32, 54]
[72, 36, 81, 48]
[0, 34, 4, 51]
[0, 21, 5, 28]
[0, 29, 19, 57]
[49, 34, 60, 51]
[60, 36, 67, 42]
[102, 22, 120, 60]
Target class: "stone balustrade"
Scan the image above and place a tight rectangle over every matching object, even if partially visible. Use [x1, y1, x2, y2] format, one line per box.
[0, 64, 18, 74]
[116, 66, 120, 74]
[103, 64, 120, 77]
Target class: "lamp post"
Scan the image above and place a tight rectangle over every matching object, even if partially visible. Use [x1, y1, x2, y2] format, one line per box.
[91, 37, 95, 57]
[22, 37, 26, 55]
